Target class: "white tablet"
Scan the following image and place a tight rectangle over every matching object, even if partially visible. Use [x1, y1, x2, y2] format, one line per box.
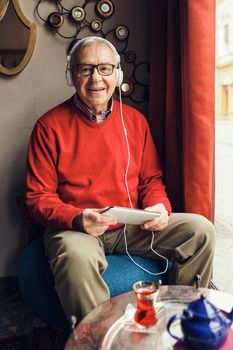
[101, 206, 161, 225]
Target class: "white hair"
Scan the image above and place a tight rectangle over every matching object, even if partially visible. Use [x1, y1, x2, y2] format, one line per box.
[67, 36, 120, 66]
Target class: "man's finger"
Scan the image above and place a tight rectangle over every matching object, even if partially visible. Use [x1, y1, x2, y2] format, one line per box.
[85, 212, 116, 225]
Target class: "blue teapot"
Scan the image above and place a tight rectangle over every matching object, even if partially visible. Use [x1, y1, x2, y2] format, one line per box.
[167, 294, 233, 349]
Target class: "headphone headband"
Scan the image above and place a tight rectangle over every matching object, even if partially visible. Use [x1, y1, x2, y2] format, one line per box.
[67, 36, 121, 65]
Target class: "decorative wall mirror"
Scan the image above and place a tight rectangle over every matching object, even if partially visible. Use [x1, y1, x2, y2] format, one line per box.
[0, 0, 36, 76]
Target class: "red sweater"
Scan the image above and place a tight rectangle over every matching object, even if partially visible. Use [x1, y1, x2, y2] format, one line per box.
[26, 97, 171, 229]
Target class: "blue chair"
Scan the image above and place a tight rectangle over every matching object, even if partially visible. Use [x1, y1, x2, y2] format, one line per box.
[18, 235, 169, 328]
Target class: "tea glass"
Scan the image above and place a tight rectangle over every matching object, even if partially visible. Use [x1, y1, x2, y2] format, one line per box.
[133, 280, 160, 327]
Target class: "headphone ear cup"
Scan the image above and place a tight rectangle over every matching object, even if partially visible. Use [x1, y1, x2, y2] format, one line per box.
[66, 69, 73, 87]
[116, 68, 123, 87]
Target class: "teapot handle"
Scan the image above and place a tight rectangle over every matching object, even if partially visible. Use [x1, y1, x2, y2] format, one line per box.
[167, 314, 185, 342]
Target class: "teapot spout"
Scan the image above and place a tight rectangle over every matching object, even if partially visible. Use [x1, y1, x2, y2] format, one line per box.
[226, 307, 233, 326]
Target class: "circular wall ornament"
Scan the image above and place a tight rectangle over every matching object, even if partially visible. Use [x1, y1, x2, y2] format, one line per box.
[91, 20, 102, 32]
[95, 0, 114, 18]
[125, 50, 136, 63]
[115, 25, 129, 40]
[47, 12, 64, 28]
[120, 79, 134, 96]
[71, 6, 85, 22]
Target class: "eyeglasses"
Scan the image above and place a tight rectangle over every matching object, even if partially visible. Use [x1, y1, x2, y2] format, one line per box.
[75, 64, 116, 76]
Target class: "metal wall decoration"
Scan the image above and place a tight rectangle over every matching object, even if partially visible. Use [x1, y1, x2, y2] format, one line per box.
[35, 0, 149, 104]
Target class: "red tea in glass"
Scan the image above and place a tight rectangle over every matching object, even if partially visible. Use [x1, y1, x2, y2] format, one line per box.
[133, 281, 160, 327]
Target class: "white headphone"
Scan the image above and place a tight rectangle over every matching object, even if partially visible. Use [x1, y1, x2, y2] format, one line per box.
[65, 36, 123, 88]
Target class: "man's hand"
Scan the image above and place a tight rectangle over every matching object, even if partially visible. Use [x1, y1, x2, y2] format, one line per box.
[141, 203, 169, 231]
[73, 208, 117, 236]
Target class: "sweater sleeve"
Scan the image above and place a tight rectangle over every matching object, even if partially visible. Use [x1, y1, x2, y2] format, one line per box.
[138, 123, 172, 214]
[25, 121, 81, 229]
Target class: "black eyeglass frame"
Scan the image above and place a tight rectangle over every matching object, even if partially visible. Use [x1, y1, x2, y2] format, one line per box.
[74, 63, 117, 76]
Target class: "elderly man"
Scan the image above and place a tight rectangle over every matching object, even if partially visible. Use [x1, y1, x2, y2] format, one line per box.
[26, 36, 215, 322]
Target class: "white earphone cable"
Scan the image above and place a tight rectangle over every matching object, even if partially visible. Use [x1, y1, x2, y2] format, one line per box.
[123, 225, 169, 275]
[118, 88, 133, 209]
[118, 85, 169, 276]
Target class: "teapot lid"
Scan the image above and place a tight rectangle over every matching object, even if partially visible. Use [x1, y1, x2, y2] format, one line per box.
[187, 294, 220, 318]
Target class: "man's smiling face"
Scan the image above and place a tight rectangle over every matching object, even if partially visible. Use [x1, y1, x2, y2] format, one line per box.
[72, 42, 118, 115]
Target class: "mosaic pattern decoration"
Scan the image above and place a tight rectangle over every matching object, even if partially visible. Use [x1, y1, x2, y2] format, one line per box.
[35, 0, 149, 105]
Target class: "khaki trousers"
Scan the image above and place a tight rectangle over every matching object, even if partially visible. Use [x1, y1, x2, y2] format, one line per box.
[43, 213, 216, 322]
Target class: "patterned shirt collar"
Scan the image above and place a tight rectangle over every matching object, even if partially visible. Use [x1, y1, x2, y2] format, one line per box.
[73, 93, 113, 123]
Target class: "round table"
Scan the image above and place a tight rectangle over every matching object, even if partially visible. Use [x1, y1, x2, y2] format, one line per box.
[65, 285, 233, 350]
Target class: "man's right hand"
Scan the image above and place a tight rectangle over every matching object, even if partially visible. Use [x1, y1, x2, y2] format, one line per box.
[72, 208, 117, 236]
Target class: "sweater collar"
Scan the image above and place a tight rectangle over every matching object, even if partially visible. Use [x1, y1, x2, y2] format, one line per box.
[73, 93, 113, 124]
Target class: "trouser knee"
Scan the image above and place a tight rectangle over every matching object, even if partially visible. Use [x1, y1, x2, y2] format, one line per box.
[45, 232, 108, 279]
[188, 214, 216, 252]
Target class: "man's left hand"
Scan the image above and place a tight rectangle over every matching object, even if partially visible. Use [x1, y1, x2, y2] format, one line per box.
[141, 203, 169, 231]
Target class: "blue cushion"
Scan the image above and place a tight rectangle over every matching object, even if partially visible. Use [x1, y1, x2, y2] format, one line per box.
[18, 235, 169, 327]
[103, 255, 168, 297]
